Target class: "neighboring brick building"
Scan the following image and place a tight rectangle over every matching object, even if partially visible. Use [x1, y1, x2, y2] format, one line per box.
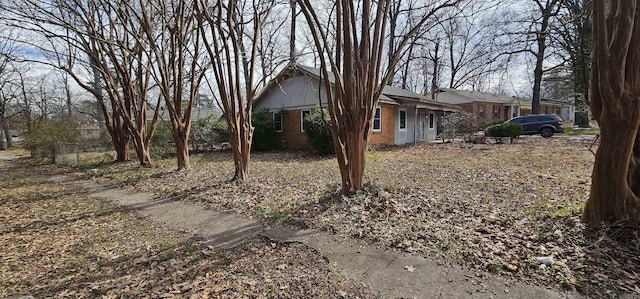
[434, 88, 575, 124]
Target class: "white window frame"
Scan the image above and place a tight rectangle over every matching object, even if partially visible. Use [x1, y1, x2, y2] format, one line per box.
[273, 111, 283, 132]
[372, 107, 382, 132]
[428, 112, 435, 130]
[399, 108, 407, 131]
[301, 110, 311, 132]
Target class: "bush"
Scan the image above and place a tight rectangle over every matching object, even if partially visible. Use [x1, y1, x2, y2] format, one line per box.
[486, 121, 522, 138]
[441, 111, 476, 138]
[150, 121, 174, 157]
[251, 109, 280, 151]
[24, 117, 79, 159]
[190, 115, 228, 151]
[304, 108, 334, 155]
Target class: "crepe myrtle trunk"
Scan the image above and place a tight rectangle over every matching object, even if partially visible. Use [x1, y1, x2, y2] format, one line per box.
[171, 124, 191, 170]
[228, 115, 253, 181]
[582, 0, 640, 226]
[583, 105, 640, 224]
[111, 128, 130, 162]
[131, 136, 153, 167]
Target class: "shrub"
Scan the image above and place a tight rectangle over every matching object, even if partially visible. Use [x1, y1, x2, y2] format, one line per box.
[251, 109, 280, 151]
[24, 117, 79, 159]
[486, 121, 522, 138]
[190, 115, 228, 151]
[150, 121, 174, 157]
[304, 108, 334, 155]
[441, 111, 476, 138]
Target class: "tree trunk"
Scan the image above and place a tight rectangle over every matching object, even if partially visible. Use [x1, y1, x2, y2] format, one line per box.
[131, 136, 153, 167]
[111, 126, 130, 162]
[337, 129, 367, 193]
[171, 125, 191, 171]
[583, 0, 640, 226]
[583, 95, 640, 224]
[228, 118, 253, 181]
[532, 52, 543, 114]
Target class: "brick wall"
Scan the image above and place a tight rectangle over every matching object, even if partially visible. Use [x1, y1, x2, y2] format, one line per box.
[273, 109, 310, 150]
[369, 105, 396, 145]
[269, 105, 398, 150]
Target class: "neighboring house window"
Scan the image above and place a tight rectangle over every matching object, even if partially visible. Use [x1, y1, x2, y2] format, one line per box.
[399, 109, 407, 131]
[493, 106, 501, 119]
[301, 110, 311, 132]
[554, 107, 561, 115]
[273, 112, 283, 132]
[429, 112, 435, 130]
[373, 107, 382, 132]
[477, 104, 486, 118]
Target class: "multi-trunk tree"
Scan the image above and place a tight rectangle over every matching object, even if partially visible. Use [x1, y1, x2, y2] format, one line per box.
[141, 0, 206, 171]
[298, 0, 463, 193]
[196, 0, 276, 181]
[583, 0, 640, 225]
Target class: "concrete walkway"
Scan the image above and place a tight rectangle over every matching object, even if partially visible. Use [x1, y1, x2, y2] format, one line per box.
[43, 173, 583, 299]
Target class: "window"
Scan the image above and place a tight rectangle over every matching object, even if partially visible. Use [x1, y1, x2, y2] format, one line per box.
[493, 106, 501, 119]
[301, 110, 310, 132]
[373, 107, 381, 131]
[273, 112, 283, 132]
[429, 112, 435, 130]
[477, 104, 486, 118]
[399, 109, 407, 131]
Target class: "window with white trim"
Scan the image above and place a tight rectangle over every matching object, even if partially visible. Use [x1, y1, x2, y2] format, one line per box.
[372, 107, 381, 131]
[301, 110, 311, 132]
[273, 112, 283, 132]
[399, 109, 407, 131]
[429, 112, 435, 130]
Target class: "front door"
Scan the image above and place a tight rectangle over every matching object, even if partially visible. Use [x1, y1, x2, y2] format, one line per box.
[418, 111, 426, 141]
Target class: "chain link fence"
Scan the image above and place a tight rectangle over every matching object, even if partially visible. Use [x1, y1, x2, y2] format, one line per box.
[54, 142, 80, 167]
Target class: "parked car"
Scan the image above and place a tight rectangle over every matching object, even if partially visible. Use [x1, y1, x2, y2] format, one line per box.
[506, 114, 564, 138]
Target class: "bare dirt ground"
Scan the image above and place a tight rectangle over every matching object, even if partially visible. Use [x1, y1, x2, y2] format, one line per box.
[0, 158, 375, 298]
[79, 137, 639, 298]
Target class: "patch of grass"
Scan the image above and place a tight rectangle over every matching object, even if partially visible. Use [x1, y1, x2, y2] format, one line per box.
[256, 205, 293, 224]
[551, 203, 584, 217]
[562, 127, 600, 136]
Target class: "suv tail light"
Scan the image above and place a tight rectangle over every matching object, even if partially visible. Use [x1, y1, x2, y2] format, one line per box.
[557, 119, 563, 125]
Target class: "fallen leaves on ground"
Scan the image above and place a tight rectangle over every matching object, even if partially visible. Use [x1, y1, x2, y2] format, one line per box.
[0, 159, 375, 298]
[79, 137, 640, 298]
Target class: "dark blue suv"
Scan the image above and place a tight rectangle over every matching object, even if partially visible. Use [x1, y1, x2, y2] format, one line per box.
[508, 114, 564, 138]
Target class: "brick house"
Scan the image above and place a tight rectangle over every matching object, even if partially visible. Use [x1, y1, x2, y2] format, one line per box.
[434, 88, 575, 124]
[253, 64, 460, 150]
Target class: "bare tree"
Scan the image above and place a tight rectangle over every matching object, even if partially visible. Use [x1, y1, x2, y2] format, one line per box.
[196, 0, 276, 181]
[583, 0, 640, 225]
[298, 0, 463, 193]
[0, 0, 137, 162]
[0, 30, 18, 148]
[439, 4, 509, 90]
[140, 0, 206, 170]
[554, 0, 592, 127]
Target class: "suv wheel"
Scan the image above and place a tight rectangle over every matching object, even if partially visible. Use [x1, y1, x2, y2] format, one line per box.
[540, 127, 554, 138]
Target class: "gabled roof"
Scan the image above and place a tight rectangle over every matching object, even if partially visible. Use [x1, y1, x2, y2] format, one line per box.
[254, 63, 460, 112]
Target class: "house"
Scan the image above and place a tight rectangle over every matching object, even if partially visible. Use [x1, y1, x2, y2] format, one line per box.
[79, 124, 101, 140]
[252, 64, 460, 150]
[434, 88, 575, 123]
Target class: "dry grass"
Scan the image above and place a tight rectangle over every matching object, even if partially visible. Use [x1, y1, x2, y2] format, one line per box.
[0, 158, 375, 298]
[75, 137, 640, 298]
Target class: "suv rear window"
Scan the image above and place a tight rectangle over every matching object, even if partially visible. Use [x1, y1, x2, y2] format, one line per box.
[538, 116, 554, 121]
